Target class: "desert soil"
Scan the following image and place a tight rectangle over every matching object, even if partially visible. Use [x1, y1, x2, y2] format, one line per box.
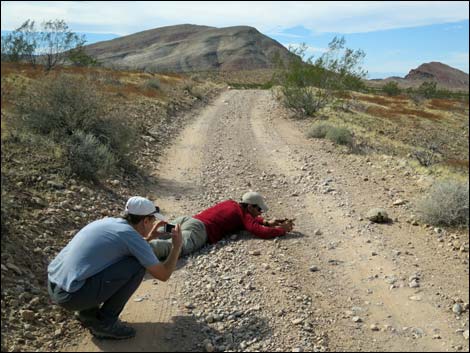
[64, 89, 469, 352]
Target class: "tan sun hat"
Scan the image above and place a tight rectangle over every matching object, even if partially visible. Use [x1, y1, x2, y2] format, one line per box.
[241, 191, 269, 212]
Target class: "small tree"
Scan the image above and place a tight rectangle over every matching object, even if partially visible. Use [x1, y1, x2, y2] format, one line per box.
[37, 19, 86, 70]
[418, 81, 438, 99]
[2, 19, 90, 70]
[273, 37, 367, 117]
[1, 20, 38, 64]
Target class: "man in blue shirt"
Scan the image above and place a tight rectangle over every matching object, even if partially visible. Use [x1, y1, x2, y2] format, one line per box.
[47, 196, 182, 340]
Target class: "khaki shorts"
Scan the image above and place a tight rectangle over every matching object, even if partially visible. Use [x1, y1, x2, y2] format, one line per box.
[150, 216, 207, 260]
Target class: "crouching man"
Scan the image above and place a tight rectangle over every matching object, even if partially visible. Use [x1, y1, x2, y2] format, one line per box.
[47, 196, 182, 340]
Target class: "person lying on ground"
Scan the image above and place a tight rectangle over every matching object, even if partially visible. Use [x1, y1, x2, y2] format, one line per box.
[150, 191, 294, 261]
[47, 196, 182, 340]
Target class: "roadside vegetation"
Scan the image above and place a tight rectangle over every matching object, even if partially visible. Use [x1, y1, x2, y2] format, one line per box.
[271, 37, 468, 228]
[1, 53, 222, 351]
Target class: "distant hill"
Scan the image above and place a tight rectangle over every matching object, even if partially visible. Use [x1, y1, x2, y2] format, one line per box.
[369, 62, 469, 91]
[83, 24, 293, 72]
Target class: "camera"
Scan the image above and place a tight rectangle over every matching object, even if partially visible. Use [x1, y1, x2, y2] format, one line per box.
[164, 223, 176, 233]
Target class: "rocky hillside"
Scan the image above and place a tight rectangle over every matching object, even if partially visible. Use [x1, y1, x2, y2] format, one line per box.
[405, 62, 469, 89]
[84, 24, 293, 72]
[369, 62, 469, 91]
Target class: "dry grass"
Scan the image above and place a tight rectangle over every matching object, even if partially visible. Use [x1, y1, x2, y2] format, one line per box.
[396, 107, 441, 120]
[101, 82, 165, 99]
[355, 94, 410, 107]
[444, 159, 470, 170]
[357, 94, 408, 107]
[427, 98, 458, 111]
[325, 89, 468, 179]
[364, 104, 441, 121]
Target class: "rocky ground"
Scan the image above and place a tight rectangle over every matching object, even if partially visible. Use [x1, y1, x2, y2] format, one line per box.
[61, 90, 468, 352]
[0, 80, 221, 352]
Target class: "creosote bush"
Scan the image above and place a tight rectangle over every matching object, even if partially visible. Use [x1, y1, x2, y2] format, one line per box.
[14, 74, 136, 180]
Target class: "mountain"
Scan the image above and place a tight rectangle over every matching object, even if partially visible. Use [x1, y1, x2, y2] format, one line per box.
[369, 62, 469, 91]
[405, 62, 469, 89]
[83, 24, 293, 72]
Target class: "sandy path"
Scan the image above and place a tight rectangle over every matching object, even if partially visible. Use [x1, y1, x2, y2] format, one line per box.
[66, 90, 469, 352]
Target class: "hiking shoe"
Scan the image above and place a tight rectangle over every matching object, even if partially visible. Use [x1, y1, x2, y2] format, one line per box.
[89, 320, 136, 340]
[74, 309, 100, 328]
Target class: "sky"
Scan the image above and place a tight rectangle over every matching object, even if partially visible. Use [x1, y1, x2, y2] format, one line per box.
[1, 1, 469, 79]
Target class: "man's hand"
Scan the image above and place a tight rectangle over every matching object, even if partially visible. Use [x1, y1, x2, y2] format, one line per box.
[276, 218, 295, 232]
[145, 221, 167, 242]
[171, 224, 183, 250]
[266, 218, 295, 227]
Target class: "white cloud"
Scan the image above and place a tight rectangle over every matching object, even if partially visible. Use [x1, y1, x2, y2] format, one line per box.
[1, 1, 469, 35]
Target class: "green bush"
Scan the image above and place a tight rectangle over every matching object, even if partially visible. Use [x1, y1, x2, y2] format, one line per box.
[14, 74, 136, 180]
[382, 81, 401, 96]
[145, 78, 161, 90]
[281, 86, 329, 117]
[272, 37, 367, 117]
[418, 81, 437, 99]
[416, 180, 469, 227]
[16, 74, 105, 138]
[67, 45, 99, 67]
[307, 123, 354, 147]
[307, 122, 335, 138]
[326, 127, 354, 146]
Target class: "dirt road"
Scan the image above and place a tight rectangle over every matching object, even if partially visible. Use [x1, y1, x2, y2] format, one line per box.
[66, 90, 469, 352]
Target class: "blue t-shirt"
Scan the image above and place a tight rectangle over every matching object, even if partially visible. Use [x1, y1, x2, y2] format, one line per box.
[48, 217, 159, 292]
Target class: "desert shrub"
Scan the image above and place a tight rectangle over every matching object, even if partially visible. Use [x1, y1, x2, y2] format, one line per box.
[417, 81, 437, 98]
[16, 74, 105, 138]
[416, 179, 469, 227]
[14, 74, 136, 179]
[67, 45, 99, 67]
[325, 126, 354, 146]
[412, 143, 441, 167]
[307, 123, 354, 147]
[382, 81, 401, 96]
[188, 85, 206, 100]
[145, 78, 161, 90]
[307, 122, 335, 138]
[273, 37, 367, 117]
[67, 130, 116, 180]
[281, 86, 329, 117]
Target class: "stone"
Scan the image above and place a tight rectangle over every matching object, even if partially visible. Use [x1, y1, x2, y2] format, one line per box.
[393, 199, 407, 206]
[6, 263, 22, 275]
[452, 303, 463, 315]
[20, 310, 35, 322]
[309, 266, 320, 272]
[292, 318, 304, 325]
[366, 208, 390, 223]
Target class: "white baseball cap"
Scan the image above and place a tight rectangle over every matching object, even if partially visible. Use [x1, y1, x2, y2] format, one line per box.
[125, 196, 166, 221]
[241, 191, 269, 212]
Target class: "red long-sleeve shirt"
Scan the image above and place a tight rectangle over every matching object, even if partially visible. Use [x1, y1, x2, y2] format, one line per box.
[193, 200, 286, 244]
